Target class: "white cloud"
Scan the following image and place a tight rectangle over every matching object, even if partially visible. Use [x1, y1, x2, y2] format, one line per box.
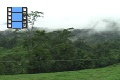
[0, 0, 120, 30]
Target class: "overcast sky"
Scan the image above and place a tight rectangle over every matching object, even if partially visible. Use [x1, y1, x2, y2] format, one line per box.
[0, 0, 120, 31]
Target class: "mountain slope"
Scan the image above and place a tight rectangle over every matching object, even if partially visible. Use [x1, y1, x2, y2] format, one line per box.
[71, 29, 120, 44]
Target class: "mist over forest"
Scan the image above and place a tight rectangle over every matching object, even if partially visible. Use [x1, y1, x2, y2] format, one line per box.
[0, 16, 120, 75]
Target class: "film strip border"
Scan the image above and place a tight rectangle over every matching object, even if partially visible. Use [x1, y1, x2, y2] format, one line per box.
[7, 7, 12, 28]
[22, 7, 27, 28]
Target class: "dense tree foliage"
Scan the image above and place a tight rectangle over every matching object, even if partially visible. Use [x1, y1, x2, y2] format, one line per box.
[0, 28, 120, 75]
[0, 11, 120, 75]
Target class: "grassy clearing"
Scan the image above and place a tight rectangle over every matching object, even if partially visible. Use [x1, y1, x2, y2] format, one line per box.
[0, 64, 120, 80]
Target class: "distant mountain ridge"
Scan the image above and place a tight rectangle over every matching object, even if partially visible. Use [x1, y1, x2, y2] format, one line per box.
[71, 28, 120, 44]
[0, 27, 120, 44]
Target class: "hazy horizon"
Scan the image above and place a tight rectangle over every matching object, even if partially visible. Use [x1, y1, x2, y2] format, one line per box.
[1, 0, 120, 31]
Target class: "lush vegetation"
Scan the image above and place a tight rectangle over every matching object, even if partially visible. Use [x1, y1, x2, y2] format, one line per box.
[0, 27, 120, 75]
[0, 63, 120, 80]
[0, 11, 120, 75]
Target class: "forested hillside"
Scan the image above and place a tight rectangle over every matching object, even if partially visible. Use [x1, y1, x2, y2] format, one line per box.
[0, 27, 120, 75]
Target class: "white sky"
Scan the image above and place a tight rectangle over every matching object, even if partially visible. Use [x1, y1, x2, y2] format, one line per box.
[1, 0, 120, 31]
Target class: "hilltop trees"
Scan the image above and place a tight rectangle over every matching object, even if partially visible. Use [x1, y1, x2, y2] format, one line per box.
[0, 11, 120, 74]
[0, 27, 120, 74]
